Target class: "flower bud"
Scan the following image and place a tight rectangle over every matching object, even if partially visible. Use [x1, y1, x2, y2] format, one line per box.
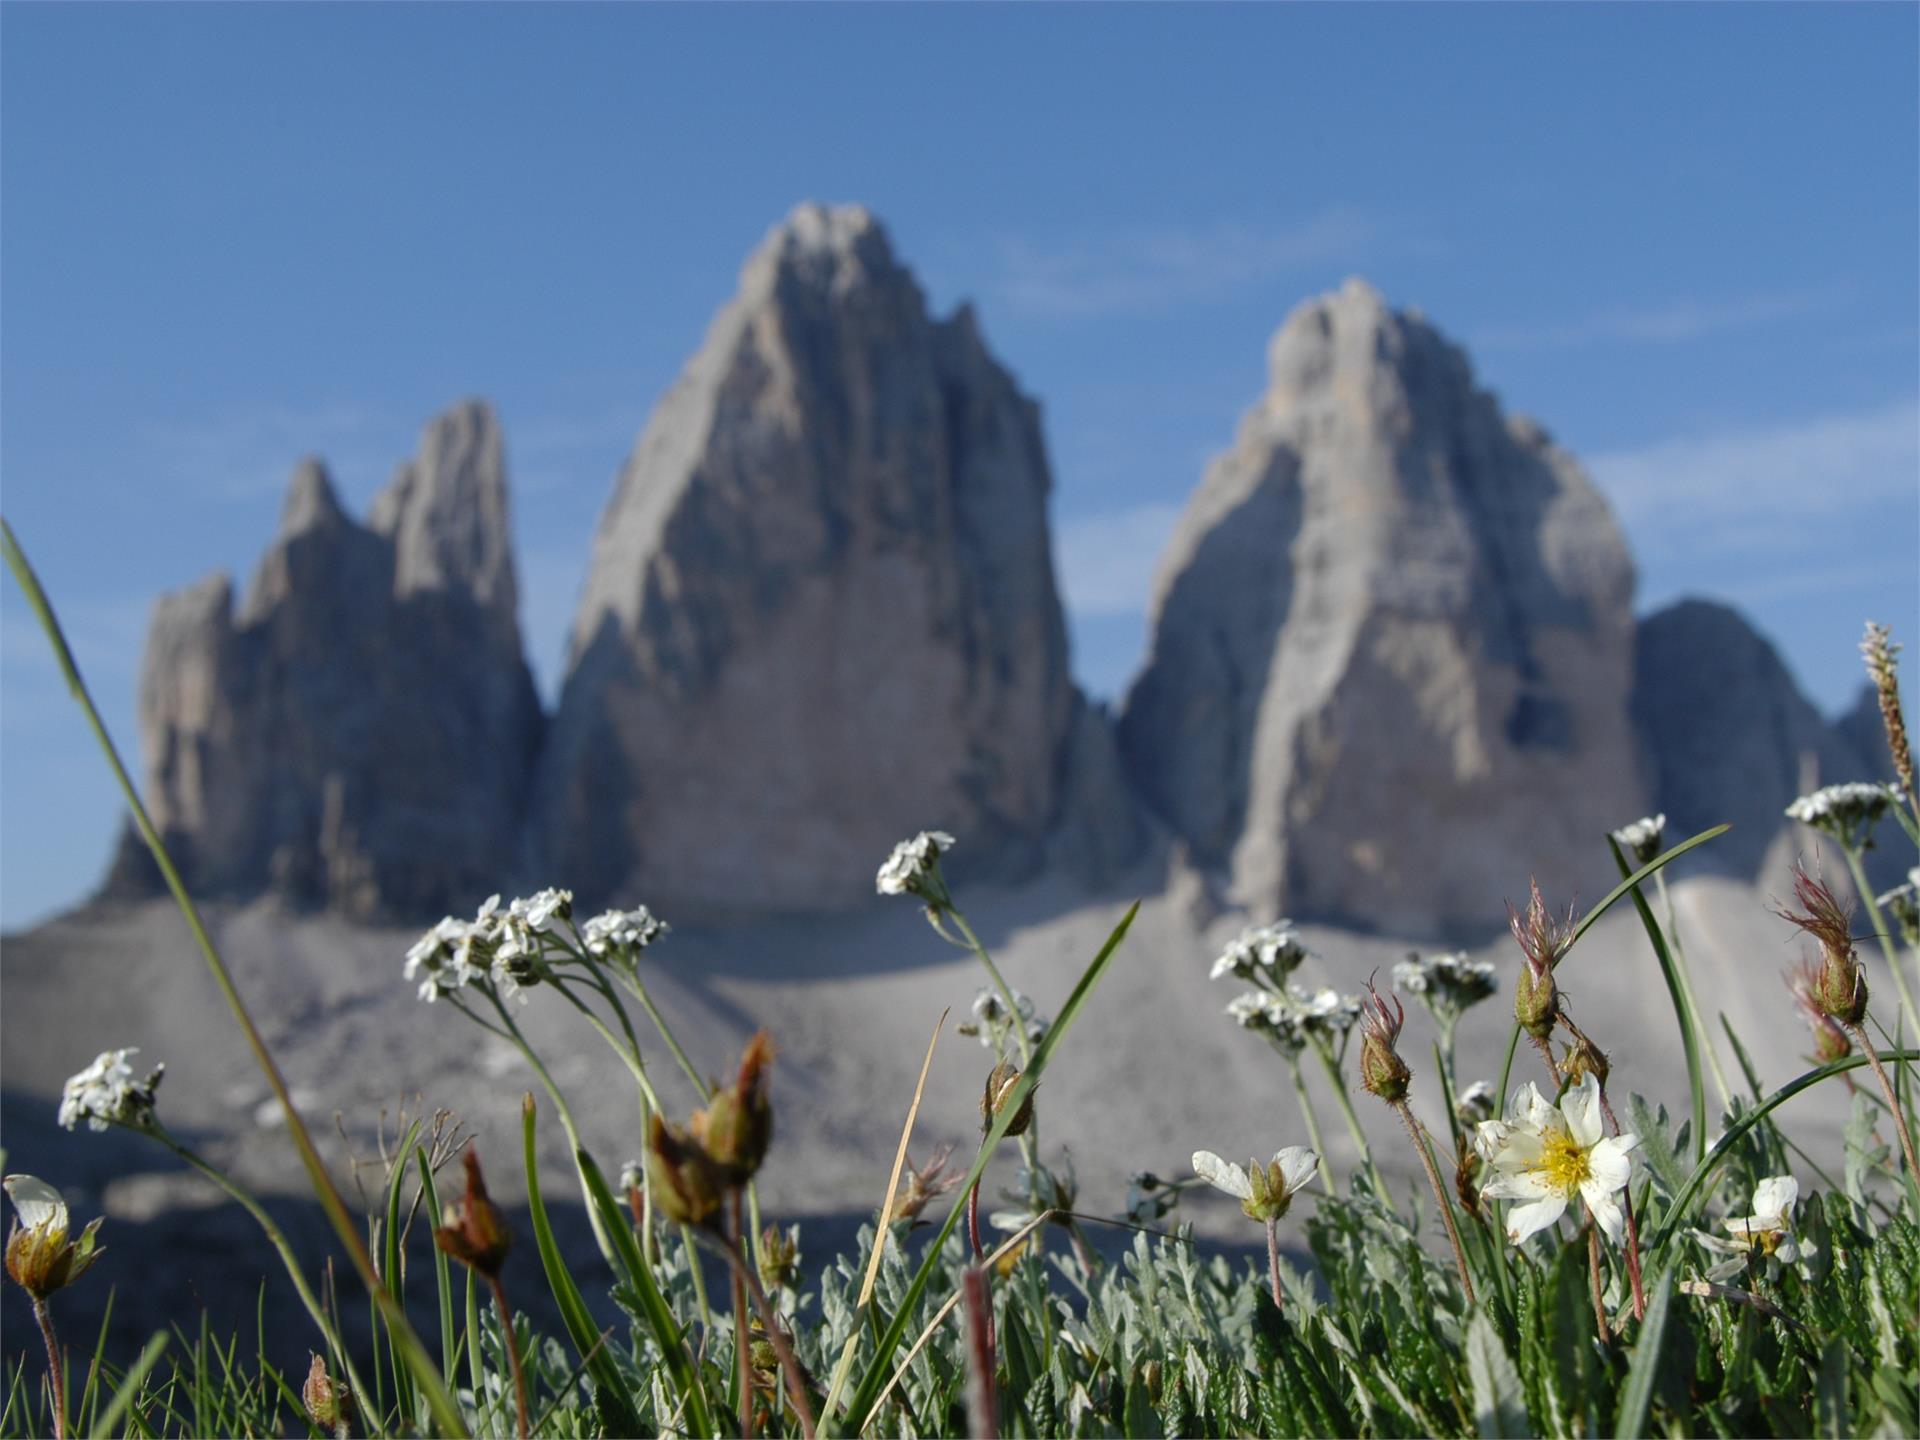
[1513, 962, 1558, 1039]
[303, 1354, 353, 1438]
[1777, 867, 1869, 1027]
[760, 1224, 801, 1289]
[1562, 1033, 1610, 1088]
[433, 1149, 512, 1278]
[646, 1113, 726, 1230]
[693, 1030, 775, 1183]
[981, 1061, 1035, 1138]
[1357, 984, 1411, 1104]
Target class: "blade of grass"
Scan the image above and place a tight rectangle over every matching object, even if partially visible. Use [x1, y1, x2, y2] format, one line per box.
[519, 1094, 645, 1437]
[1611, 1265, 1674, 1439]
[1497, 825, 1730, 1104]
[0, 520, 468, 1440]
[573, 1146, 715, 1439]
[1647, 1049, 1919, 1249]
[1608, 835, 1708, 1163]
[831, 900, 1139, 1437]
[817, 1007, 948, 1423]
[87, 1333, 168, 1440]
[416, 1148, 459, 1388]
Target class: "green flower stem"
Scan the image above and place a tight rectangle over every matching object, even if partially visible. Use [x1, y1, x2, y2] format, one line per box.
[1842, 842, 1920, 1044]
[1310, 1037, 1388, 1204]
[608, 970, 771, 1278]
[1653, 870, 1735, 1108]
[151, 1130, 378, 1435]
[547, 976, 665, 1113]
[1847, 1023, 1920, 1201]
[0, 520, 468, 1439]
[1391, 1101, 1474, 1304]
[946, 906, 1033, 1068]
[1282, 1051, 1336, 1195]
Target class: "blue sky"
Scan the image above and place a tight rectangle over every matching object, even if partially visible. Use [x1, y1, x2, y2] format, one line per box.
[3, 4, 1916, 930]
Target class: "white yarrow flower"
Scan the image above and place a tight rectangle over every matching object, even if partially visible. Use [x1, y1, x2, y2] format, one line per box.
[875, 830, 956, 902]
[1473, 1075, 1639, 1245]
[1612, 813, 1667, 865]
[580, 905, 669, 959]
[1785, 782, 1896, 847]
[59, 1048, 161, 1132]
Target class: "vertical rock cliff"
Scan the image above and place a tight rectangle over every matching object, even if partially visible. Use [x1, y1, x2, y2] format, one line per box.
[1119, 280, 1644, 933]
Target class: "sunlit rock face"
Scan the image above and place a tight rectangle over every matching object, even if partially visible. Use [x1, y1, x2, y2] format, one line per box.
[1120, 280, 1644, 934]
[536, 203, 1137, 913]
[106, 401, 542, 919]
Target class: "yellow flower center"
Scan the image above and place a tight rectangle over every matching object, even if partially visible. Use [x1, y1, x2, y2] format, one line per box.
[1528, 1127, 1590, 1193]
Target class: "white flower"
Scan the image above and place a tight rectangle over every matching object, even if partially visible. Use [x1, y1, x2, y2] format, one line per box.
[4, 1174, 68, 1234]
[1473, 1076, 1639, 1245]
[1723, 1175, 1802, 1258]
[1225, 991, 1278, 1028]
[1612, 813, 1667, 865]
[517, 887, 572, 931]
[1456, 1080, 1496, 1126]
[1192, 1146, 1319, 1222]
[1395, 951, 1498, 1013]
[1211, 923, 1308, 982]
[1877, 872, 1920, 939]
[1785, 782, 1896, 846]
[59, 1048, 161, 1132]
[580, 905, 669, 959]
[405, 916, 472, 1001]
[875, 830, 956, 899]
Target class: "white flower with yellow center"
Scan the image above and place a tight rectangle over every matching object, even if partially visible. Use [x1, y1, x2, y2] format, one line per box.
[1694, 1175, 1809, 1278]
[1473, 1075, 1638, 1245]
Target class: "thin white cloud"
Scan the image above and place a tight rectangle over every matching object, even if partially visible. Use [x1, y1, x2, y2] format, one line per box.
[1477, 289, 1838, 351]
[136, 402, 394, 502]
[989, 209, 1378, 318]
[1053, 502, 1186, 618]
[1589, 398, 1919, 527]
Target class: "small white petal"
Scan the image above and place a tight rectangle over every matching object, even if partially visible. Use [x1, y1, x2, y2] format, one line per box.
[1562, 1075, 1606, 1149]
[1582, 1182, 1627, 1244]
[1751, 1175, 1797, 1222]
[1585, 1137, 1636, 1192]
[1505, 1194, 1567, 1245]
[1192, 1151, 1252, 1200]
[3, 1175, 66, 1233]
[1482, 1168, 1561, 1202]
[1273, 1146, 1320, 1195]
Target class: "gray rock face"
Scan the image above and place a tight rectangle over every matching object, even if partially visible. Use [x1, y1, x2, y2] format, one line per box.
[1635, 601, 1894, 884]
[1119, 280, 1644, 934]
[107, 401, 542, 919]
[536, 203, 1128, 912]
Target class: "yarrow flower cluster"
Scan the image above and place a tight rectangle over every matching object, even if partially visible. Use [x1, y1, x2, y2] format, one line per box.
[1225, 985, 1361, 1052]
[1611, 813, 1667, 866]
[1785, 782, 1897, 849]
[58, 1048, 162, 1133]
[1392, 950, 1497, 1017]
[1209, 923, 1310, 983]
[1472, 1075, 1639, 1246]
[875, 830, 955, 908]
[404, 890, 667, 1003]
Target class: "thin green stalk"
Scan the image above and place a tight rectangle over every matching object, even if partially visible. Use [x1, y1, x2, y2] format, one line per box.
[1653, 869, 1734, 1108]
[0, 520, 468, 1439]
[1608, 836, 1707, 1164]
[1310, 1036, 1387, 1203]
[1283, 1051, 1336, 1194]
[152, 1131, 377, 1433]
[1842, 841, 1920, 1043]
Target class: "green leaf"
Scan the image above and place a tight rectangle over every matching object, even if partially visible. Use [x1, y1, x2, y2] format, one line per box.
[1467, 1308, 1531, 1438]
[831, 900, 1140, 1436]
[1612, 1266, 1674, 1440]
[520, 1096, 644, 1437]
[1814, 1336, 1849, 1439]
[1609, 835, 1708, 1165]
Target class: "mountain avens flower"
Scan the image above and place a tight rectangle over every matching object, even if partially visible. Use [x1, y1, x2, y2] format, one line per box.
[58, 1049, 162, 1133]
[1473, 1075, 1639, 1245]
[1192, 1148, 1318, 1224]
[3, 1176, 103, 1302]
[1694, 1175, 1811, 1280]
[875, 830, 956, 908]
[1612, 813, 1667, 866]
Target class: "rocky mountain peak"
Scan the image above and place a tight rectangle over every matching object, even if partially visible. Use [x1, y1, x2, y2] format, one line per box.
[1121, 279, 1643, 934]
[276, 457, 350, 538]
[537, 204, 1133, 913]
